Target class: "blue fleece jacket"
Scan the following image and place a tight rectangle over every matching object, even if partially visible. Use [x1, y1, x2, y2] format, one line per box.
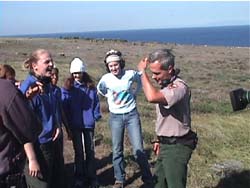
[20, 74, 60, 144]
[52, 85, 62, 125]
[61, 81, 102, 129]
[61, 86, 84, 128]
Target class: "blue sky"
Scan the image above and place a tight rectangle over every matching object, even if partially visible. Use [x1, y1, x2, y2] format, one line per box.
[0, 1, 249, 36]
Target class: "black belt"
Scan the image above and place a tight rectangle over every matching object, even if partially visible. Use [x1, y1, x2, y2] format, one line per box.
[157, 136, 178, 144]
[157, 130, 198, 149]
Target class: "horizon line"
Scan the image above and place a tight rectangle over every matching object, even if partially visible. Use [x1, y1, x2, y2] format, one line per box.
[1, 24, 249, 38]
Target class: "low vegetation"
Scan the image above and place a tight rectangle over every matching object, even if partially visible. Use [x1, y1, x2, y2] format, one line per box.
[1, 38, 249, 188]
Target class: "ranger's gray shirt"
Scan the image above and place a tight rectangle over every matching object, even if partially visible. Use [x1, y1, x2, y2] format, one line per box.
[155, 78, 191, 137]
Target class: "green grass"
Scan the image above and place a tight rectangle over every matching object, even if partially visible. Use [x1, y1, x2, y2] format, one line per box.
[1, 38, 249, 188]
[95, 93, 250, 188]
[189, 112, 250, 188]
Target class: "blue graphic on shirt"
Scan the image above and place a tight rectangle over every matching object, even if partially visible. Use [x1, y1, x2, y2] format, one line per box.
[113, 90, 130, 105]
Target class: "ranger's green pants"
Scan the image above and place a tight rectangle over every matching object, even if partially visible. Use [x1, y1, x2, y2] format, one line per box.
[154, 143, 193, 188]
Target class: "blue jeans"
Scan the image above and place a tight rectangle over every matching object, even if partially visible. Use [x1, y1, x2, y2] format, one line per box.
[71, 128, 97, 183]
[109, 108, 152, 183]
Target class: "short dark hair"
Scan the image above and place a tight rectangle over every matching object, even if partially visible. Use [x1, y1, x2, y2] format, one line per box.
[148, 49, 175, 70]
[0, 64, 16, 79]
[52, 67, 59, 75]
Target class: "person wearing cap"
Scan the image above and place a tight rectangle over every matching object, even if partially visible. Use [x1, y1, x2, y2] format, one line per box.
[97, 49, 153, 188]
[20, 49, 62, 188]
[138, 49, 198, 188]
[61, 57, 101, 188]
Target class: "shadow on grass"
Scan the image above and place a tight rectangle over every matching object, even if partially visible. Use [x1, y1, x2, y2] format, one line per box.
[96, 153, 114, 187]
[213, 170, 250, 188]
[64, 148, 154, 187]
[64, 153, 114, 187]
[124, 148, 155, 187]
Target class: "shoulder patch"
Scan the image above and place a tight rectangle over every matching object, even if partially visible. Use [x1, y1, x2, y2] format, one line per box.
[167, 83, 178, 89]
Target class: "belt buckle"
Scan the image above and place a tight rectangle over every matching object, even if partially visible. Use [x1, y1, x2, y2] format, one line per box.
[168, 137, 177, 144]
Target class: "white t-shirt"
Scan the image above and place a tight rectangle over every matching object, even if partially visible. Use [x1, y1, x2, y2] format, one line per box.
[97, 70, 141, 114]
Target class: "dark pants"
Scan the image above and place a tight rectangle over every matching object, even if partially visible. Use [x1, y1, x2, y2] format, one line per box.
[51, 135, 66, 188]
[24, 141, 55, 188]
[71, 128, 97, 184]
[0, 152, 26, 188]
[154, 143, 193, 188]
[0, 173, 26, 188]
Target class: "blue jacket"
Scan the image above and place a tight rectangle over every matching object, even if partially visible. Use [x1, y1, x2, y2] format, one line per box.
[52, 85, 62, 125]
[61, 86, 84, 128]
[20, 74, 60, 144]
[61, 81, 102, 129]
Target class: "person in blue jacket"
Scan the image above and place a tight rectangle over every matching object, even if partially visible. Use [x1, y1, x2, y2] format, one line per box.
[61, 57, 102, 188]
[50, 67, 69, 188]
[20, 49, 62, 188]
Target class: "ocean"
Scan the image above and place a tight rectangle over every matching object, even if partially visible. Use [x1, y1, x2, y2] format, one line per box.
[12, 25, 250, 47]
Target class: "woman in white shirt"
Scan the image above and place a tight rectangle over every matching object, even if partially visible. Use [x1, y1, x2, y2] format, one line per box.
[97, 49, 153, 188]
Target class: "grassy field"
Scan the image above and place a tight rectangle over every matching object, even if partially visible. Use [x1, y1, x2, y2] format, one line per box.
[1, 38, 249, 188]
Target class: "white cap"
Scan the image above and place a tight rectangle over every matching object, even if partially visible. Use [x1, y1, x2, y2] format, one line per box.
[105, 55, 122, 64]
[70, 57, 87, 73]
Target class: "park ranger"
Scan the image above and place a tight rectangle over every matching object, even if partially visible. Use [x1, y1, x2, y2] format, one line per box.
[138, 49, 198, 188]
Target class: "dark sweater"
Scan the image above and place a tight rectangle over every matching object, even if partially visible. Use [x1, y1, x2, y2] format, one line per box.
[0, 79, 41, 175]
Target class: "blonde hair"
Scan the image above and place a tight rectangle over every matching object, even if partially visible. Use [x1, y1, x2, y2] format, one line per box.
[23, 49, 50, 70]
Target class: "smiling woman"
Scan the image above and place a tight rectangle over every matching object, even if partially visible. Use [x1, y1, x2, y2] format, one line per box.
[97, 49, 153, 188]
[19, 49, 64, 188]
[23, 49, 54, 78]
